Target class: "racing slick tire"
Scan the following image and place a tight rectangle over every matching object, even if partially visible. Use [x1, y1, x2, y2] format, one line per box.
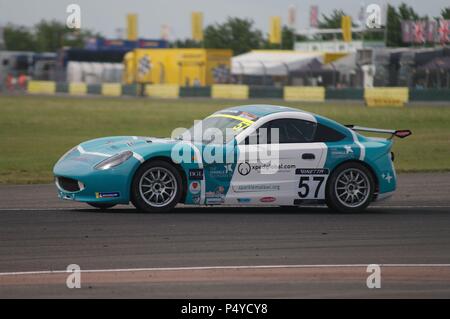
[325, 162, 375, 213]
[87, 203, 117, 210]
[131, 160, 182, 213]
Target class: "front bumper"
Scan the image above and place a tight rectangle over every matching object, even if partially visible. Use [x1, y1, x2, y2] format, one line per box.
[53, 155, 140, 204]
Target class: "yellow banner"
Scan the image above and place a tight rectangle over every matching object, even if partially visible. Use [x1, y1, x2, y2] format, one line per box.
[69, 83, 87, 95]
[341, 16, 352, 43]
[146, 84, 180, 99]
[269, 16, 282, 44]
[102, 83, 122, 97]
[27, 81, 56, 94]
[284, 87, 325, 102]
[212, 84, 249, 100]
[364, 87, 409, 107]
[127, 14, 138, 41]
[191, 12, 204, 41]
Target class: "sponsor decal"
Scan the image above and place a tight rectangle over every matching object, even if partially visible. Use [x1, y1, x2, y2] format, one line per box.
[189, 181, 201, 194]
[209, 164, 234, 178]
[330, 149, 348, 157]
[295, 168, 329, 175]
[237, 198, 251, 203]
[189, 168, 204, 180]
[205, 197, 224, 205]
[95, 192, 120, 199]
[294, 168, 329, 201]
[252, 163, 295, 173]
[215, 186, 225, 195]
[382, 172, 393, 183]
[344, 145, 353, 154]
[192, 195, 201, 204]
[205, 186, 224, 197]
[238, 162, 296, 175]
[240, 111, 257, 121]
[260, 197, 276, 203]
[232, 184, 280, 193]
[205, 186, 225, 204]
[237, 162, 251, 176]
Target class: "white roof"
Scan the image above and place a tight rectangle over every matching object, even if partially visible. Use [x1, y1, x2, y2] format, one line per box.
[232, 50, 324, 76]
[323, 52, 356, 74]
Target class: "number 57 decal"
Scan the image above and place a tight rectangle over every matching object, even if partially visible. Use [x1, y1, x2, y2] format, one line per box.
[295, 168, 329, 201]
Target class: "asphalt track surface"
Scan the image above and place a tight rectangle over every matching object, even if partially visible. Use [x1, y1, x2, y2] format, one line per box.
[0, 172, 450, 298]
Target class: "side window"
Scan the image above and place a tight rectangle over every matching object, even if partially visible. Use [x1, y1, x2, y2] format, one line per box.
[244, 123, 270, 145]
[268, 119, 317, 144]
[313, 123, 346, 142]
[244, 119, 318, 144]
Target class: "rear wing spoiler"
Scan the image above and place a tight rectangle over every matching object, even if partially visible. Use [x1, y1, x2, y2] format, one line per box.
[345, 125, 412, 139]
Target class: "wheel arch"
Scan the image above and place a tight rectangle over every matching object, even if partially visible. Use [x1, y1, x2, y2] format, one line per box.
[328, 159, 380, 199]
[131, 156, 188, 204]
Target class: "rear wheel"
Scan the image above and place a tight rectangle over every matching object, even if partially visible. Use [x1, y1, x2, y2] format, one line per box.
[325, 162, 375, 213]
[131, 160, 182, 213]
[87, 203, 116, 210]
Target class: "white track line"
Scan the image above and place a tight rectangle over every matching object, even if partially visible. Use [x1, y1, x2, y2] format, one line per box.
[1, 264, 450, 277]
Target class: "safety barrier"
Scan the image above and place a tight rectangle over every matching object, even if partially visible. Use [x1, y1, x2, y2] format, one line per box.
[284, 86, 325, 102]
[249, 86, 283, 99]
[122, 84, 139, 96]
[27, 81, 56, 94]
[211, 84, 249, 100]
[365, 87, 409, 107]
[101, 83, 122, 97]
[409, 89, 450, 101]
[69, 83, 87, 96]
[25, 81, 450, 103]
[55, 82, 69, 94]
[179, 86, 211, 98]
[325, 88, 364, 100]
[145, 84, 180, 99]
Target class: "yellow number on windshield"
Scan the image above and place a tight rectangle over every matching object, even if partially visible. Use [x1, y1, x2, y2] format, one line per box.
[232, 122, 250, 131]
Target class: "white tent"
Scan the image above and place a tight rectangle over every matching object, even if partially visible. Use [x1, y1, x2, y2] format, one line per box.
[325, 52, 356, 74]
[232, 50, 324, 76]
[67, 61, 124, 84]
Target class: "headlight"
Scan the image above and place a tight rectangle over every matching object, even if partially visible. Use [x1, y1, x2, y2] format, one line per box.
[94, 151, 133, 170]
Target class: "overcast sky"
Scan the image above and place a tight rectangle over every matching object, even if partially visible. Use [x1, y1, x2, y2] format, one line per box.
[0, 0, 449, 39]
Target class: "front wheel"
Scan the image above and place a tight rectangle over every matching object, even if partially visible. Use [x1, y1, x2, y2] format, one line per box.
[325, 162, 375, 213]
[131, 160, 182, 213]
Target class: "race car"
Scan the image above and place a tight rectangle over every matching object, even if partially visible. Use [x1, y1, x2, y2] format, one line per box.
[53, 104, 411, 213]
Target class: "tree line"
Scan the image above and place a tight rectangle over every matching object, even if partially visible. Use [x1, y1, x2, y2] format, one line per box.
[3, 3, 450, 55]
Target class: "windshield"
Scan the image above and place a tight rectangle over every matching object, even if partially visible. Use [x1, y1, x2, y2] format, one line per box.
[180, 113, 255, 144]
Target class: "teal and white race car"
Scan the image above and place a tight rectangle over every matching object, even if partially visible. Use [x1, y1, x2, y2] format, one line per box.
[54, 105, 411, 213]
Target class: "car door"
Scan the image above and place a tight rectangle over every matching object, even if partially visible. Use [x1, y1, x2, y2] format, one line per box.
[225, 118, 328, 205]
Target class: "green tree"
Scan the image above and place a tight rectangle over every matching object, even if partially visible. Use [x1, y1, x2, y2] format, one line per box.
[319, 9, 347, 29]
[318, 9, 354, 40]
[35, 20, 97, 52]
[262, 26, 298, 50]
[386, 3, 421, 47]
[170, 38, 202, 48]
[386, 5, 401, 47]
[3, 25, 36, 51]
[442, 7, 450, 19]
[398, 3, 420, 20]
[281, 26, 296, 50]
[203, 17, 264, 55]
[4, 20, 99, 52]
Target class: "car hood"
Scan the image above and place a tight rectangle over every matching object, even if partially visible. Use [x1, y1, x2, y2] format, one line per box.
[56, 136, 182, 169]
[78, 136, 177, 157]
